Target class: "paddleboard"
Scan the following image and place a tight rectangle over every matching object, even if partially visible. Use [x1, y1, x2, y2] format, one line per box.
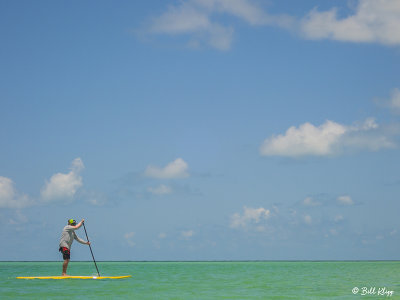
[17, 275, 131, 280]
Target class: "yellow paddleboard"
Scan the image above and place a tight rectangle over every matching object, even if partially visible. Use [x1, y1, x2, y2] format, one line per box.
[17, 275, 131, 280]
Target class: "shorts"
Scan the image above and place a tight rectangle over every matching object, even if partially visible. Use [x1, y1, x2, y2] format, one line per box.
[59, 247, 70, 260]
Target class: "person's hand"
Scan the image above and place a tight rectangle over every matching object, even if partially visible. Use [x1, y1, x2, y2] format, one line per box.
[87, 242, 91, 245]
[81, 219, 85, 223]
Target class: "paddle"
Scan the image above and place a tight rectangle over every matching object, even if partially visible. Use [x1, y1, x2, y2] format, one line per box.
[82, 221, 101, 276]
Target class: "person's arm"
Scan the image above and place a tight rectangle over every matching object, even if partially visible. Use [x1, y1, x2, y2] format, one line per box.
[70, 219, 85, 230]
[74, 231, 90, 245]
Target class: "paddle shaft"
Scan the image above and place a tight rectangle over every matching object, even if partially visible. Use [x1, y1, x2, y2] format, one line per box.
[82, 222, 100, 276]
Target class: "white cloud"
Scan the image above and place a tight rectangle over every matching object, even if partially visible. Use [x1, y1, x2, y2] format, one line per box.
[379, 88, 400, 114]
[84, 191, 108, 206]
[8, 210, 28, 225]
[145, 0, 293, 50]
[194, 0, 292, 27]
[389, 88, 400, 111]
[337, 195, 354, 205]
[181, 230, 194, 239]
[143, 0, 400, 49]
[124, 232, 135, 247]
[301, 0, 400, 45]
[146, 1, 232, 50]
[334, 215, 344, 222]
[0, 176, 31, 208]
[230, 206, 270, 228]
[303, 197, 320, 207]
[329, 228, 338, 236]
[261, 120, 346, 157]
[145, 158, 189, 179]
[158, 232, 167, 239]
[41, 158, 84, 201]
[147, 184, 173, 195]
[260, 118, 395, 157]
[303, 214, 312, 225]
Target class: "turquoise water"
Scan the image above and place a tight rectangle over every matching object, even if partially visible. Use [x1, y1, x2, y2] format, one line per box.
[1, 261, 399, 299]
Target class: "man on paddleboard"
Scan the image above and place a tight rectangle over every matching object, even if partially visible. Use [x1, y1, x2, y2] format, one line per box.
[59, 219, 90, 276]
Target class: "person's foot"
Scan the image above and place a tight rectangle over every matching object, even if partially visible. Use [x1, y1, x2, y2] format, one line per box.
[62, 273, 68, 276]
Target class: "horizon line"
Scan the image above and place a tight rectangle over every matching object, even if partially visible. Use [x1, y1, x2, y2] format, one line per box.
[1, 259, 399, 262]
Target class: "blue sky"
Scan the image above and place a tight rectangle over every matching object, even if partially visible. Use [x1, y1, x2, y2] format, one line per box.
[1, 0, 400, 261]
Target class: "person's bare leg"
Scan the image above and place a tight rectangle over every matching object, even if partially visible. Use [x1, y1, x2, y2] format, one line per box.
[62, 259, 69, 276]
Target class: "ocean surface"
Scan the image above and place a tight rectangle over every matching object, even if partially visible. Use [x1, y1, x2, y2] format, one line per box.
[1, 261, 399, 299]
